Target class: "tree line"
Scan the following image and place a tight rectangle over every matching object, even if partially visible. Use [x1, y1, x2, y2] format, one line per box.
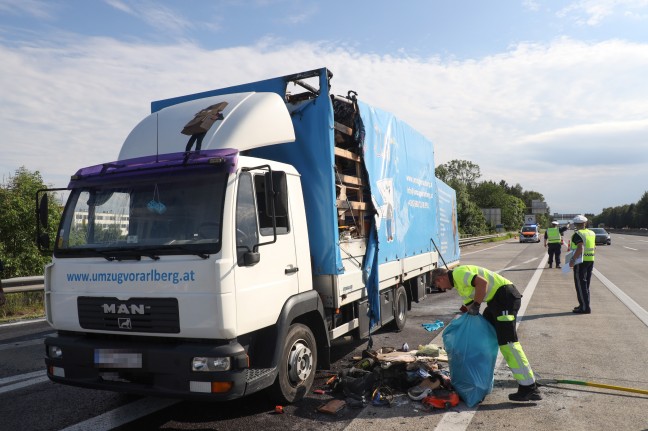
[591, 191, 648, 229]
[435, 159, 548, 236]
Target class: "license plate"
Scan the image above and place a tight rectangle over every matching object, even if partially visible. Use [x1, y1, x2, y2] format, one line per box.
[94, 349, 142, 369]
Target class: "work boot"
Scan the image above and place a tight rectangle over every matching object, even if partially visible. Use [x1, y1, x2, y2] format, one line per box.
[508, 383, 542, 401]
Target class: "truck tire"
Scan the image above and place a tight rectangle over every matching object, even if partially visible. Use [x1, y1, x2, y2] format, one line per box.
[269, 323, 317, 404]
[392, 285, 407, 331]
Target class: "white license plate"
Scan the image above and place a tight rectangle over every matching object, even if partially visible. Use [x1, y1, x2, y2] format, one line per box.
[94, 349, 142, 369]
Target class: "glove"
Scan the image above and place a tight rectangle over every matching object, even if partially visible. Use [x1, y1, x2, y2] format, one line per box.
[467, 301, 481, 315]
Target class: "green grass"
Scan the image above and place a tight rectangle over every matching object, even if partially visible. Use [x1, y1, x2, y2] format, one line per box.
[484, 232, 516, 243]
[0, 291, 45, 323]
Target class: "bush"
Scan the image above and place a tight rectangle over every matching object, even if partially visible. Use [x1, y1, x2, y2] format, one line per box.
[0, 291, 45, 322]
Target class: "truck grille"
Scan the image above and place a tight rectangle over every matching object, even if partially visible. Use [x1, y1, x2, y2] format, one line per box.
[77, 297, 180, 333]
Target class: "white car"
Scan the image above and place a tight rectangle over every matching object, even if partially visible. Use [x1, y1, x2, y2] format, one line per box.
[519, 225, 540, 243]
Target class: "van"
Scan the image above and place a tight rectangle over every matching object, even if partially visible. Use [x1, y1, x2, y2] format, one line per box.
[519, 224, 540, 243]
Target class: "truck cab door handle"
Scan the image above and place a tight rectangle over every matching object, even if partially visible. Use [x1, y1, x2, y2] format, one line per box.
[285, 267, 299, 274]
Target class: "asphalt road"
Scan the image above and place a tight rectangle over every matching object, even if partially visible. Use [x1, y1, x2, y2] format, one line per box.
[1, 233, 647, 431]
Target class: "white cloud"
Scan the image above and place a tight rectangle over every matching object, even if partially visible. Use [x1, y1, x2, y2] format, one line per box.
[0, 0, 56, 19]
[104, 0, 193, 34]
[558, 0, 648, 25]
[1, 35, 647, 214]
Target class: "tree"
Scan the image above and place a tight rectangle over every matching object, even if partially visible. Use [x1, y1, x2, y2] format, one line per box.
[472, 181, 525, 230]
[634, 191, 648, 228]
[436, 160, 481, 190]
[0, 167, 62, 277]
[452, 182, 489, 236]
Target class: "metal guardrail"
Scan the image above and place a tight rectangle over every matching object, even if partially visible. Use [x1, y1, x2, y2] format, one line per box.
[1, 276, 45, 294]
[1, 234, 506, 294]
[458, 234, 502, 247]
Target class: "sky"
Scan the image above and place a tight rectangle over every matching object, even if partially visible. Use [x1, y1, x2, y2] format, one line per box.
[1, 0, 648, 215]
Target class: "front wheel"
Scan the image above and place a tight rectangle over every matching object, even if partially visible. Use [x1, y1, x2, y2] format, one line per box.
[268, 323, 317, 404]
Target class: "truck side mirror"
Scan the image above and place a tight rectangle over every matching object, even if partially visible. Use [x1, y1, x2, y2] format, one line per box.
[265, 171, 288, 217]
[243, 251, 260, 266]
[38, 194, 49, 228]
[38, 233, 50, 249]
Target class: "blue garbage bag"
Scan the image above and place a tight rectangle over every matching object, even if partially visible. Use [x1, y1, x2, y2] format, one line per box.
[442, 313, 499, 407]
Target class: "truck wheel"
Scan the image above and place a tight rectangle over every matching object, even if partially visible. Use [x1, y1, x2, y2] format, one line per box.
[392, 285, 407, 331]
[269, 323, 317, 404]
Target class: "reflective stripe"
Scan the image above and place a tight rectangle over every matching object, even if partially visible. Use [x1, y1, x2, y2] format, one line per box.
[462, 271, 472, 288]
[477, 267, 495, 301]
[497, 312, 515, 322]
[500, 342, 535, 386]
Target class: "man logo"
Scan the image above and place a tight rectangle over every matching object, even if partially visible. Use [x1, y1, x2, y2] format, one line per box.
[102, 303, 147, 315]
[118, 318, 132, 329]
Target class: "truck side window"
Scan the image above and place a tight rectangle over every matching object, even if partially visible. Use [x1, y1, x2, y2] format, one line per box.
[236, 172, 259, 265]
[254, 174, 289, 236]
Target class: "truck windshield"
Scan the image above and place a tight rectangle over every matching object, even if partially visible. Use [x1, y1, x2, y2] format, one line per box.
[55, 170, 227, 257]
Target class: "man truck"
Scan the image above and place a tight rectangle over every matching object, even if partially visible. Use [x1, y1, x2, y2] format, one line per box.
[37, 68, 460, 403]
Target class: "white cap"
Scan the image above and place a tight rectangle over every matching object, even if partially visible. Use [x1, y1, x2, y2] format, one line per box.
[573, 215, 588, 224]
[551, 221, 559, 225]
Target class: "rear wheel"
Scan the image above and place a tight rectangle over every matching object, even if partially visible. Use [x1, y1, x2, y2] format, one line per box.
[392, 285, 408, 331]
[269, 323, 317, 404]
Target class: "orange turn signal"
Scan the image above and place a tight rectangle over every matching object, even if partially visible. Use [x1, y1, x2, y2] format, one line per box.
[211, 381, 234, 393]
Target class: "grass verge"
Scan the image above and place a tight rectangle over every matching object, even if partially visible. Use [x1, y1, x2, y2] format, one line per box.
[1, 291, 45, 324]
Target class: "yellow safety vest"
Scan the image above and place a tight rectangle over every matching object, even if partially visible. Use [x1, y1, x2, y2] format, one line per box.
[571, 229, 596, 262]
[547, 227, 561, 244]
[451, 265, 513, 304]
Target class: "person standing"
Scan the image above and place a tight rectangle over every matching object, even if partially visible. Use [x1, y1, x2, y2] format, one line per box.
[544, 221, 564, 268]
[431, 265, 541, 401]
[569, 215, 596, 314]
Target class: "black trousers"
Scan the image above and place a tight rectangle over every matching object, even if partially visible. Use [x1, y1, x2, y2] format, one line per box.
[547, 243, 562, 266]
[482, 285, 523, 345]
[573, 261, 593, 312]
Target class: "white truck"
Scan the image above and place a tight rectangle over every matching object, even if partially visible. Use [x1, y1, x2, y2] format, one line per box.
[37, 68, 460, 403]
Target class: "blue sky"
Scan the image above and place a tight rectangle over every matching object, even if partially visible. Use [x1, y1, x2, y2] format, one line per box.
[2, 0, 648, 216]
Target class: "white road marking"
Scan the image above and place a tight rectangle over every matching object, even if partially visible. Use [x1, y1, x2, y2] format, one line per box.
[60, 397, 180, 431]
[497, 257, 538, 273]
[623, 246, 638, 251]
[0, 370, 49, 395]
[0, 318, 46, 327]
[462, 243, 510, 256]
[593, 268, 648, 327]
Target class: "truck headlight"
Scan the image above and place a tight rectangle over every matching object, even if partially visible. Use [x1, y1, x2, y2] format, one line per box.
[192, 356, 231, 372]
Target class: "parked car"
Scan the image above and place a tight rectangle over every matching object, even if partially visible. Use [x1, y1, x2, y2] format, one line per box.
[590, 227, 611, 245]
[519, 225, 540, 243]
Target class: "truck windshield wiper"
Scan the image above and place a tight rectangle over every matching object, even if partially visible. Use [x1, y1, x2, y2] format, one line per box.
[162, 245, 210, 259]
[96, 249, 160, 261]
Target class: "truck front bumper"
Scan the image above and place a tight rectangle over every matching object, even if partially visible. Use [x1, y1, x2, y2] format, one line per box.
[44, 332, 277, 401]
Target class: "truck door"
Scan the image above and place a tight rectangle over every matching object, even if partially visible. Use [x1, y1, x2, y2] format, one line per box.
[234, 171, 299, 334]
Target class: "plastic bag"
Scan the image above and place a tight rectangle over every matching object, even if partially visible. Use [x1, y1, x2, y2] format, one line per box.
[442, 313, 499, 407]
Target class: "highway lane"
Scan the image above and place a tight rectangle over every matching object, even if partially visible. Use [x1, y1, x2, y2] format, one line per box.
[1, 238, 646, 430]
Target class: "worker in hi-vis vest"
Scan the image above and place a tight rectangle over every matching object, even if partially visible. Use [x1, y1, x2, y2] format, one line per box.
[431, 265, 541, 401]
[569, 215, 596, 314]
[544, 221, 564, 268]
